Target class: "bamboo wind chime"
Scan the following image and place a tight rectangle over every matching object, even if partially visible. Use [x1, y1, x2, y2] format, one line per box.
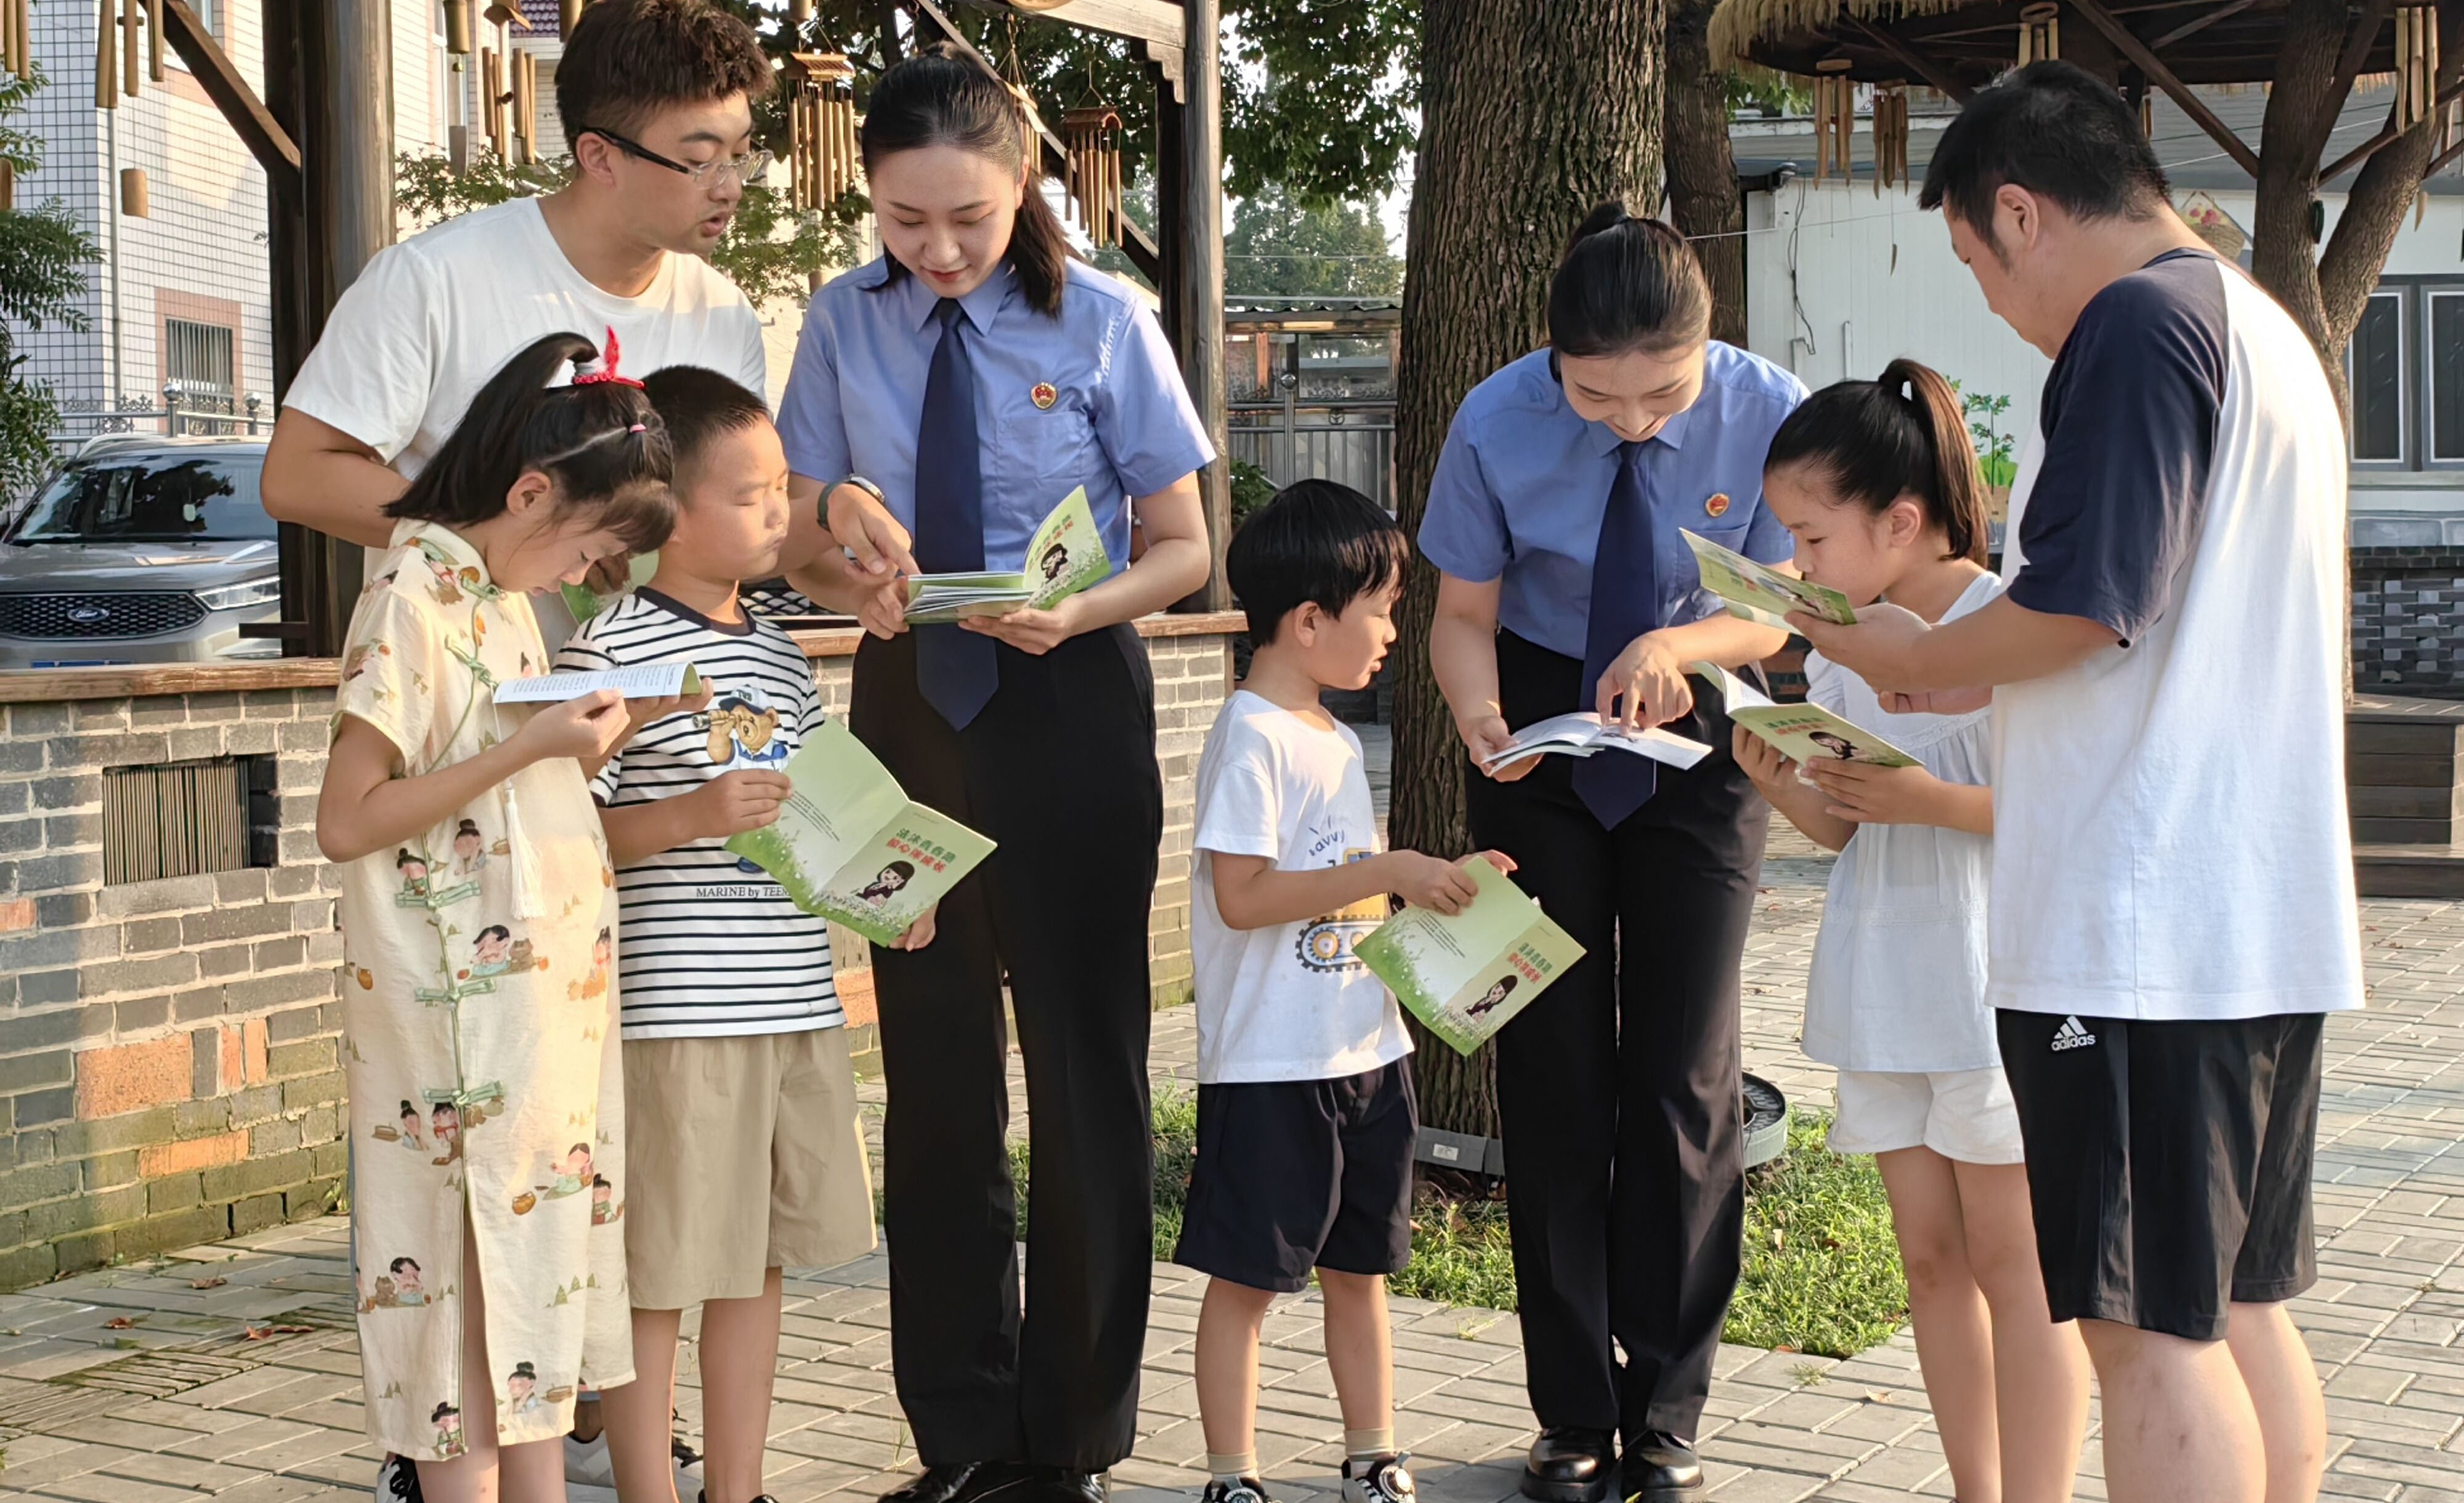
[94, 0, 165, 110]
[2017, 3, 2061, 65]
[1871, 84, 1910, 195]
[2396, 2, 2442, 136]
[1, 0, 33, 82]
[787, 52, 860, 210]
[1812, 59, 1855, 182]
[1064, 102, 1124, 246]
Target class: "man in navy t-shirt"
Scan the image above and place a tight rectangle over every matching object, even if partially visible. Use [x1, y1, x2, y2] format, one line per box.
[1800, 62, 2359, 1503]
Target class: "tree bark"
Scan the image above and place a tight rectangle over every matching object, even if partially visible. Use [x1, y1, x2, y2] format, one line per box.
[2251, 0, 2462, 415]
[1392, 0, 1666, 1138]
[1664, 0, 1746, 344]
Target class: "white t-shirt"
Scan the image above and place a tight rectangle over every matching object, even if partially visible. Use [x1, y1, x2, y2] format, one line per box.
[1190, 691, 1414, 1085]
[284, 198, 769, 647]
[1991, 249, 2362, 1023]
[1803, 571, 2001, 1072]
[286, 198, 769, 480]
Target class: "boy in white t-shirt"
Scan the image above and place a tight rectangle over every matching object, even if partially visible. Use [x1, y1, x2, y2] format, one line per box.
[1184, 480, 1511, 1503]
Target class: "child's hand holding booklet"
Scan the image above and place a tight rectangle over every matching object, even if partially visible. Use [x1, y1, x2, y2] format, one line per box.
[1356, 859, 1586, 1056]
[724, 718, 995, 948]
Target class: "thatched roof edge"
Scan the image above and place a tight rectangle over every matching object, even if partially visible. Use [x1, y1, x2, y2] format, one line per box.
[1708, 0, 1977, 71]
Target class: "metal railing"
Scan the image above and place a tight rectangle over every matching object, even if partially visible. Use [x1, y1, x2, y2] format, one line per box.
[47, 387, 275, 450]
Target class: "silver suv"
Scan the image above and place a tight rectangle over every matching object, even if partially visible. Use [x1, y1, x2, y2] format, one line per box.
[0, 435, 283, 670]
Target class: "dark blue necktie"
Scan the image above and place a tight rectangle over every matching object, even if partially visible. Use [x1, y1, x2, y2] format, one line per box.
[913, 299, 997, 729]
[1573, 440, 1660, 828]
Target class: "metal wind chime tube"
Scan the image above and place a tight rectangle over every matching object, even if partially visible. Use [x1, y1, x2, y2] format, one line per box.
[561, 0, 585, 38]
[148, 0, 163, 83]
[1871, 84, 1910, 195]
[1812, 59, 1854, 182]
[2017, 2, 2061, 65]
[787, 52, 859, 211]
[445, 0, 473, 57]
[2396, 3, 2441, 134]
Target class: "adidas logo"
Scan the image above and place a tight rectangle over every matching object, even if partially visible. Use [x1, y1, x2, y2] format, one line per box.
[2050, 1015, 2097, 1052]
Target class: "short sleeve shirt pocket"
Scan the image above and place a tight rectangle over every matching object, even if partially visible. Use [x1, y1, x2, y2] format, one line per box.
[999, 382, 1102, 497]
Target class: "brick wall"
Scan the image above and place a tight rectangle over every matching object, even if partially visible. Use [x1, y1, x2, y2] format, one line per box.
[0, 686, 347, 1292]
[2355, 547, 2464, 699]
[0, 622, 1234, 1292]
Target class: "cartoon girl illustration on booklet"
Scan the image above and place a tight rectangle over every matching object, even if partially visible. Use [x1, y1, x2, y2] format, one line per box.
[856, 861, 915, 905]
[1467, 974, 1519, 1019]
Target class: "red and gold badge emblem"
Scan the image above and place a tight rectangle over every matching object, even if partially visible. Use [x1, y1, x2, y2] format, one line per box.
[1030, 382, 1059, 410]
[1704, 492, 1732, 518]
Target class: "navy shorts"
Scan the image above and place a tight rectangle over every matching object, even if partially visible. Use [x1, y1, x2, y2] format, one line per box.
[1172, 1059, 1417, 1293]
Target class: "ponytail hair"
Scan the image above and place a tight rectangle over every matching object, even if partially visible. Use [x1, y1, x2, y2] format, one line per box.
[861, 44, 1069, 318]
[1763, 357, 1988, 564]
[386, 331, 678, 555]
[1547, 201, 1714, 359]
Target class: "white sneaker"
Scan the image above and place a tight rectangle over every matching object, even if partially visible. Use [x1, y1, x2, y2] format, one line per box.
[564, 1428, 703, 1500]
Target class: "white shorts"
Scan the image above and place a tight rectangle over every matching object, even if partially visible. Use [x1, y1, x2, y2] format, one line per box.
[1829, 1066, 2026, 1165]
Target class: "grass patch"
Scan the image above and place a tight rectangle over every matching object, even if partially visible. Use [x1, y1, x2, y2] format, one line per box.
[1725, 1113, 1908, 1357]
[1003, 1098, 1905, 1360]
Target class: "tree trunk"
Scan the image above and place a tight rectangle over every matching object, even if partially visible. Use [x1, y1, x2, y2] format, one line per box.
[2251, 0, 2462, 414]
[1392, 0, 1666, 1138]
[1664, 0, 1746, 344]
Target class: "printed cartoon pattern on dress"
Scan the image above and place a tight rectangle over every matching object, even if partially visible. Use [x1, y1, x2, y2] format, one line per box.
[333, 521, 634, 1458]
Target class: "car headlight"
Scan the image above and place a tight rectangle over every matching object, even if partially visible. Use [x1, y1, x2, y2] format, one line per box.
[194, 576, 283, 612]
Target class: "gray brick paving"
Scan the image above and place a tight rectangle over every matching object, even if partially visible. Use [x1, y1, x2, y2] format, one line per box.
[3, 733, 2462, 1499]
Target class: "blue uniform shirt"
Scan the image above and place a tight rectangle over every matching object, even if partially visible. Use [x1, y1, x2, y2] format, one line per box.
[778, 256, 1217, 572]
[1418, 342, 1807, 659]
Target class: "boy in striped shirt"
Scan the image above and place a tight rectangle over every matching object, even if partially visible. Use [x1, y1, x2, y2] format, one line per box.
[557, 365, 920, 1503]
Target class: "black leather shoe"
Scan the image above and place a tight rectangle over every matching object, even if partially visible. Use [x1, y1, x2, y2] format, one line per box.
[1618, 1435, 1703, 1500]
[883, 1463, 1039, 1503]
[1522, 1427, 1615, 1503]
[1032, 1469, 1109, 1503]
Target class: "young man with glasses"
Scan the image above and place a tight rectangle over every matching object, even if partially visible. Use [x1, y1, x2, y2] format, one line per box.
[264, 0, 778, 652]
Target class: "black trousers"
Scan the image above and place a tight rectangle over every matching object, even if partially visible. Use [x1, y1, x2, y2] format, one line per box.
[851, 623, 1164, 1472]
[1464, 631, 1767, 1446]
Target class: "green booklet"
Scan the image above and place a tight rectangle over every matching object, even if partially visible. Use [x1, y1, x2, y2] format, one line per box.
[1354, 861, 1587, 1056]
[1682, 529, 1857, 631]
[724, 718, 997, 947]
[902, 487, 1112, 623]
[559, 551, 663, 625]
[1690, 661, 1920, 769]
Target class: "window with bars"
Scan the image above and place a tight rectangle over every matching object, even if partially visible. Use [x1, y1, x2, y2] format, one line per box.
[101, 756, 277, 886]
[164, 317, 237, 409]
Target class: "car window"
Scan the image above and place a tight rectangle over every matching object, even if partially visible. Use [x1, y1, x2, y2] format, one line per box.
[12, 452, 274, 542]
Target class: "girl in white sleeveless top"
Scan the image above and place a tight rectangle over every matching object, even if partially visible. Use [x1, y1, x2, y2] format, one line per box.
[1735, 359, 2090, 1503]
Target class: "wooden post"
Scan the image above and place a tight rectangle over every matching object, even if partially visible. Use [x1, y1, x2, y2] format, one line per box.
[258, 0, 392, 657]
[1175, 0, 1229, 610]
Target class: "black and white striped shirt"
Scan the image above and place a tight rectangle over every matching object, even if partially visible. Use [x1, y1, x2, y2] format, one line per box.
[556, 588, 840, 1039]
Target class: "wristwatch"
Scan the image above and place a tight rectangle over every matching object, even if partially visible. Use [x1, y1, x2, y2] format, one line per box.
[824, 474, 887, 532]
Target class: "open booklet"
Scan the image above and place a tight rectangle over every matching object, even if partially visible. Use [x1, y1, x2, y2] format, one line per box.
[904, 487, 1113, 623]
[1682, 529, 1857, 631]
[493, 662, 703, 704]
[1480, 711, 1711, 774]
[1354, 860, 1586, 1056]
[724, 718, 996, 947]
[1690, 661, 1919, 768]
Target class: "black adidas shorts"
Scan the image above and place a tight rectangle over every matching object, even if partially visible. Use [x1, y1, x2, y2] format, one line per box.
[1996, 1009, 2324, 1342]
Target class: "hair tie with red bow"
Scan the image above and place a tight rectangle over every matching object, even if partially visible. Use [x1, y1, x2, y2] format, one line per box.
[573, 328, 644, 389]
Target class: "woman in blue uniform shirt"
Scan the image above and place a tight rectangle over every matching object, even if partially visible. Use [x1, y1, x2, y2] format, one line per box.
[774, 46, 1215, 1503]
[1420, 206, 1805, 1503]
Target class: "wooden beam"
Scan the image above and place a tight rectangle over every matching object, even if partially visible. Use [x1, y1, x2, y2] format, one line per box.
[2323, 78, 2464, 180]
[1841, 14, 1972, 102]
[906, 0, 1163, 279]
[1173, 0, 1227, 610]
[160, 0, 300, 195]
[2148, 0, 2256, 50]
[2067, 0, 2261, 177]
